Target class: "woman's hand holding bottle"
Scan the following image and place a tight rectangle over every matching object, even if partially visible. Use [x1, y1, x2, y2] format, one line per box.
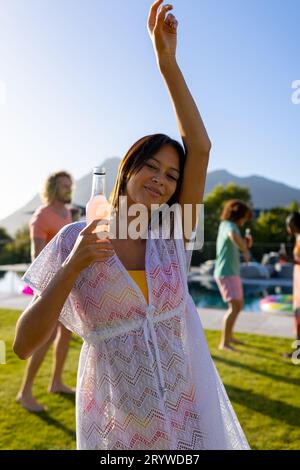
[64, 219, 115, 275]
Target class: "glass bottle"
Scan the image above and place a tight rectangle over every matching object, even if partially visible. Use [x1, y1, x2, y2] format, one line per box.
[86, 167, 111, 234]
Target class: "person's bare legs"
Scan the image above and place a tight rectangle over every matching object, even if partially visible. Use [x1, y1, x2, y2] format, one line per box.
[16, 326, 58, 412]
[219, 299, 243, 351]
[48, 324, 74, 394]
[283, 311, 300, 358]
[229, 299, 245, 344]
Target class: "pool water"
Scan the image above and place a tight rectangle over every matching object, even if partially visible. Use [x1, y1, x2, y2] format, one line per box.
[0, 271, 25, 294]
[0, 270, 293, 314]
[188, 280, 293, 313]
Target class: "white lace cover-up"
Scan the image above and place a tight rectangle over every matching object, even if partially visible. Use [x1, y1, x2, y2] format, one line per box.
[23, 218, 250, 450]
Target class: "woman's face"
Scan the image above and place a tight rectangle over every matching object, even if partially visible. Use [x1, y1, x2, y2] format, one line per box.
[125, 144, 180, 209]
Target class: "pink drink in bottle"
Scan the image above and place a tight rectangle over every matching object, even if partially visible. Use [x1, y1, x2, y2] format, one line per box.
[86, 167, 111, 236]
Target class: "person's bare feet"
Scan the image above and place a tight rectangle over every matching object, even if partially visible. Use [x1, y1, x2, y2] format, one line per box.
[16, 393, 47, 412]
[229, 337, 245, 345]
[218, 343, 237, 352]
[48, 383, 75, 394]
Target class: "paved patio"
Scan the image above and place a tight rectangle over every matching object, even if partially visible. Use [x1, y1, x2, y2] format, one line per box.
[198, 307, 294, 339]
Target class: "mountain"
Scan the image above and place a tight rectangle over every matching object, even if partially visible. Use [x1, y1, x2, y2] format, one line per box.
[72, 157, 121, 207]
[0, 163, 299, 237]
[205, 170, 300, 209]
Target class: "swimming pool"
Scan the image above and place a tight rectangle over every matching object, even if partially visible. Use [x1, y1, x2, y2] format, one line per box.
[0, 271, 25, 294]
[188, 275, 293, 313]
[0, 270, 294, 314]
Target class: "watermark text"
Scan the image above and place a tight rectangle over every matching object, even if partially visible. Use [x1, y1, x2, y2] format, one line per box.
[291, 80, 300, 105]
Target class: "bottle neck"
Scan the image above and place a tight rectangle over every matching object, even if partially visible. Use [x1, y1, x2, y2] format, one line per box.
[91, 174, 106, 198]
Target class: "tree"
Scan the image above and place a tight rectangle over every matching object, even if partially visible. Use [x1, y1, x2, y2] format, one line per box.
[0, 227, 13, 264]
[0, 227, 12, 244]
[191, 183, 299, 265]
[0, 225, 31, 264]
[288, 200, 300, 213]
[191, 183, 252, 265]
[252, 208, 290, 244]
[203, 183, 252, 242]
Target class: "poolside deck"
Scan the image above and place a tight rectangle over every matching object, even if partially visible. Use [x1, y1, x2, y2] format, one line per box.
[0, 264, 30, 272]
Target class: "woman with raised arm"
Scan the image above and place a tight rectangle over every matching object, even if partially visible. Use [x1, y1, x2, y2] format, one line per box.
[14, 1, 249, 450]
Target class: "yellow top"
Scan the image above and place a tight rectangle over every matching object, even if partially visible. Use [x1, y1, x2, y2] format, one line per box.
[127, 270, 148, 303]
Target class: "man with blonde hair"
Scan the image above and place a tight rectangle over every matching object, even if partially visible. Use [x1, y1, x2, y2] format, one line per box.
[17, 171, 74, 412]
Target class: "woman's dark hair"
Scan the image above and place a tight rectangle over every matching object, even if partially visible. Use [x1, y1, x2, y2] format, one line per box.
[220, 199, 253, 223]
[286, 212, 300, 235]
[109, 134, 186, 213]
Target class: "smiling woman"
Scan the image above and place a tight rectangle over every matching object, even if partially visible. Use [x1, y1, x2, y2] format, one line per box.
[14, 0, 249, 450]
[109, 133, 186, 213]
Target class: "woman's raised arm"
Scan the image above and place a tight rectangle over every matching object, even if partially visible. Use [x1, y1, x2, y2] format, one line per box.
[148, 0, 211, 242]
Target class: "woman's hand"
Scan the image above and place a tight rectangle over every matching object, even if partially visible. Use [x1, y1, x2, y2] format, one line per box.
[148, 0, 178, 63]
[64, 219, 115, 274]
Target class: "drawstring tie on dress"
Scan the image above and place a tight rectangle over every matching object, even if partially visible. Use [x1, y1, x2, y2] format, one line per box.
[143, 304, 167, 400]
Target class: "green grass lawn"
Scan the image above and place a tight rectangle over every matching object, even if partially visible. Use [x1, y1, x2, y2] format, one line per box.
[0, 308, 299, 450]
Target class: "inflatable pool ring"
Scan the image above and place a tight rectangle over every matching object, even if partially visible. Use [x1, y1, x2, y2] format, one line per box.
[260, 294, 293, 313]
[22, 284, 34, 296]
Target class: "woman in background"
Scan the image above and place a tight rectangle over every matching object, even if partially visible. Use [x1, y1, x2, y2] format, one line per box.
[214, 200, 253, 351]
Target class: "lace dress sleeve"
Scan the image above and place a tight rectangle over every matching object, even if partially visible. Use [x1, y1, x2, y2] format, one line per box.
[22, 225, 72, 294]
[22, 222, 89, 340]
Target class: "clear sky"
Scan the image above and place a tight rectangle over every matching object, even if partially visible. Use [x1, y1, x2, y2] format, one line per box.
[0, 0, 299, 220]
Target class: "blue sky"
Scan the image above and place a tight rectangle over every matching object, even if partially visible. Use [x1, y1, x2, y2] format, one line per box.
[0, 0, 299, 220]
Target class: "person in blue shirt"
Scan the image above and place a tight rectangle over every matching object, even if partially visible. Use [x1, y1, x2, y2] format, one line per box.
[214, 200, 253, 351]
